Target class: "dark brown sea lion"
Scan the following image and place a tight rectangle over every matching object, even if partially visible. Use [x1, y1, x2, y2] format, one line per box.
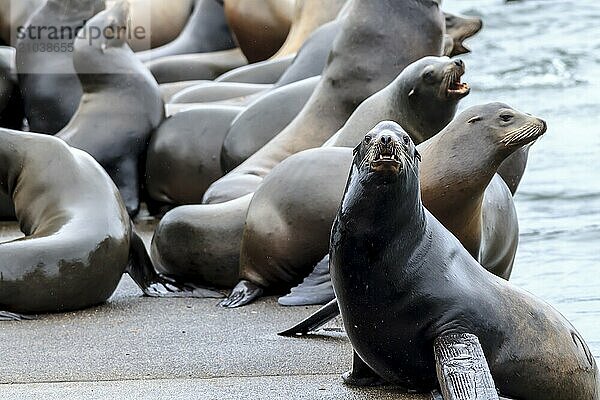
[145, 105, 244, 214]
[223, 0, 294, 62]
[280, 103, 546, 331]
[0, 129, 219, 321]
[16, 0, 105, 134]
[56, 2, 163, 217]
[325, 121, 599, 400]
[137, 0, 235, 63]
[202, 0, 445, 204]
[0, 47, 24, 130]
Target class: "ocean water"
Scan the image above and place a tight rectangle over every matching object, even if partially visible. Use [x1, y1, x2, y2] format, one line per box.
[444, 0, 600, 356]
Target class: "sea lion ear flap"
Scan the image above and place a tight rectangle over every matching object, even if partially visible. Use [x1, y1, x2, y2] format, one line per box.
[414, 149, 422, 163]
[408, 88, 416, 98]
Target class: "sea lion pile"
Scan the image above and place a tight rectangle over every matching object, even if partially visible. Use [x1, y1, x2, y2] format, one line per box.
[0, 0, 597, 398]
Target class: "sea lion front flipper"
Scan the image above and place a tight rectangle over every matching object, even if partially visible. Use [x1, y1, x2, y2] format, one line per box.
[127, 229, 224, 299]
[219, 280, 263, 308]
[277, 298, 340, 336]
[0, 311, 34, 321]
[433, 333, 499, 400]
[278, 255, 335, 306]
[342, 351, 387, 387]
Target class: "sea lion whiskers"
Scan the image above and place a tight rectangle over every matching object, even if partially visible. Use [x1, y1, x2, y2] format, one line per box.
[440, 61, 469, 98]
[501, 120, 546, 147]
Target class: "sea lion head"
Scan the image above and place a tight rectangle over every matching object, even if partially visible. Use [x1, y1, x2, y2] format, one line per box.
[353, 121, 421, 182]
[444, 12, 483, 57]
[462, 102, 547, 150]
[402, 56, 470, 142]
[406, 56, 470, 101]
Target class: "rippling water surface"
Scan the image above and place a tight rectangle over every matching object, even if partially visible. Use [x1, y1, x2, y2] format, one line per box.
[445, 0, 600, 356]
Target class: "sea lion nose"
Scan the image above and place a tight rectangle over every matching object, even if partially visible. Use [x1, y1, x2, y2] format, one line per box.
[380, 135, 392, 145]
[454, 59, 464, 68]
[540, 119, 547, 131]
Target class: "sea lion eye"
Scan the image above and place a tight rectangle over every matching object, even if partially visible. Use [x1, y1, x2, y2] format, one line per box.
[423, 70, 434, 82]
[364, 135, 372, 144]
[500, 114, 513, 122]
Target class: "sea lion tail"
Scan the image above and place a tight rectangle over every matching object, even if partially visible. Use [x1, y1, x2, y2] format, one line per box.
[126, 226, 224, 299]
[277, 299, 340, 337]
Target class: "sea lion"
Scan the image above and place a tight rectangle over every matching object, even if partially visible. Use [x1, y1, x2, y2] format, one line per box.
[0, 129, 219, 320]
[0, 47, 24, 130]
[146, 48, 247, 84]
[221, 76, 319, 173]
[152, 195, 253, 289]
[223, 0, 294, 62]
[123, 0, 194, 51]
[215, 55, 294, 84]
[16, 0, 105, 134]
[137, 0, 235, 63]
[271, 0, 347, 59]
[222, 56, 471, 307]
[0, 0, 45, 46]
[56, 2, 163, 217]
[324, 122, 599, 400]
[169, 82, 271, 104]
[280, 103, 547, 331]
[443, 12, 483, 57]
[497, 147, 530, 194]
[202, 0, 445, 204]
[145, 105, 243, 213]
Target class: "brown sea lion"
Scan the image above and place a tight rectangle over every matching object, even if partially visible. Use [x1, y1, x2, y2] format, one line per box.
[444, 12, 483, 57]
[271, 0, 347, 59]
[202, 0, 445, 204]
[223, 0, 294, 62]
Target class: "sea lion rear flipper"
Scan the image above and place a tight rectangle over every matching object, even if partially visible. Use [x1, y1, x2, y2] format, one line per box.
[219, 280, 263, 308]
[127, 228, 224, 298]
[0, 311, 34, 321]
[278, 256, 335, 306]
[342, 351, 387, 387]
[277, 298, 340, 336]
[433, 333, 499, 400]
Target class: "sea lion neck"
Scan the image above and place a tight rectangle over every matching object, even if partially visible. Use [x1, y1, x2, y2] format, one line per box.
[339, 163, 426, 239]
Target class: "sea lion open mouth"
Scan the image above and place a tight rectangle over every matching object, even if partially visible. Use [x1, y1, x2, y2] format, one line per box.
[443, 61, 470, 99]
[368, 142, 405, 174]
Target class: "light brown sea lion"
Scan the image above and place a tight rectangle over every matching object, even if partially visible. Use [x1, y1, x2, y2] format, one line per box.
[444, 11, 483, 57]
[223, 0, 294, 62]
[271, 0, 347, 59]
[202, 0, 445, 204]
